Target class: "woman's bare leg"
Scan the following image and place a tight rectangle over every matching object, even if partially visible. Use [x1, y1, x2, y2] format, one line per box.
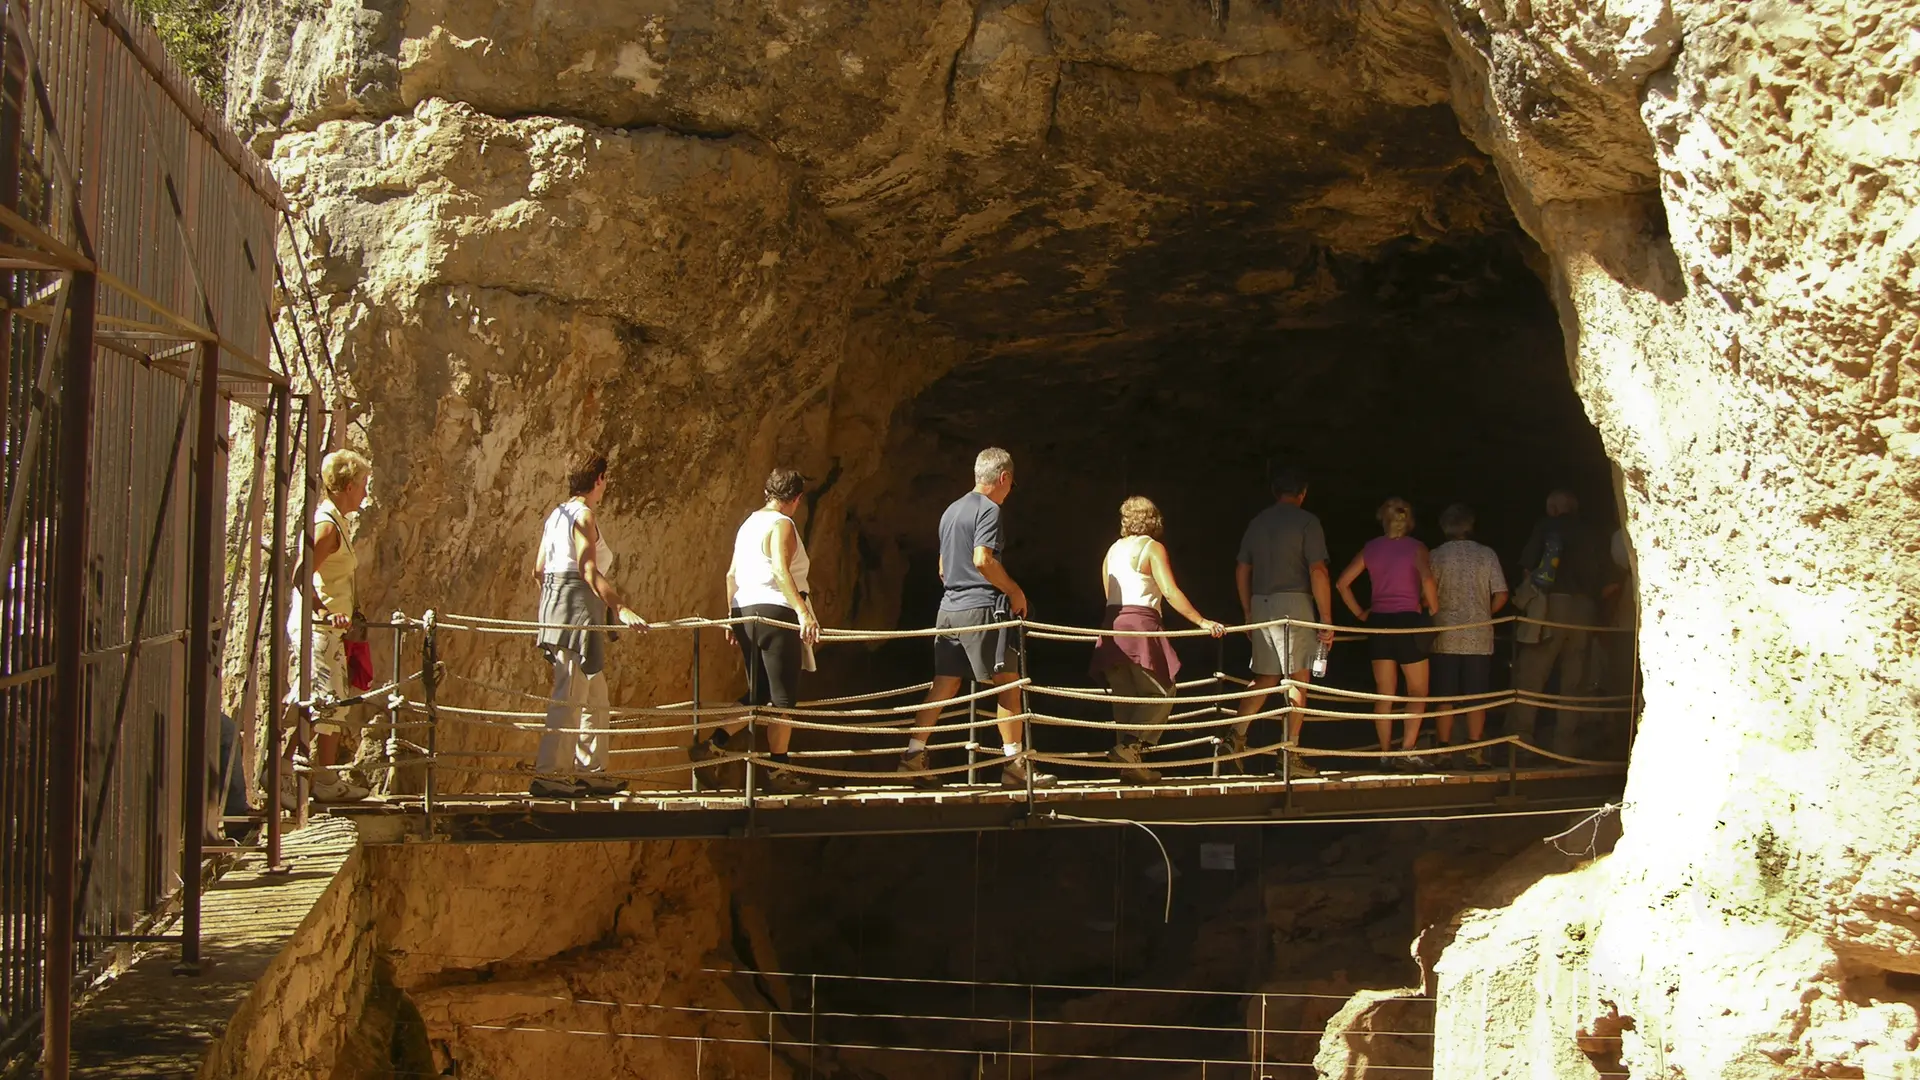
[1400, 660, 1430, 749]
[1371, 659, 1398, 751]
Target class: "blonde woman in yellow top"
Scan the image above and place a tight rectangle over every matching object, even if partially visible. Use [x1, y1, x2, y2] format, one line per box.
[285, 449, 376, 803]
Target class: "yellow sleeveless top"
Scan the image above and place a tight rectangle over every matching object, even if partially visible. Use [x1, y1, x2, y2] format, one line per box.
[310, 498, 357, 618]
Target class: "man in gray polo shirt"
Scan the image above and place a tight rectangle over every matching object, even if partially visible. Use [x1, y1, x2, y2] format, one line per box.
[1231, 466, 1335, 777]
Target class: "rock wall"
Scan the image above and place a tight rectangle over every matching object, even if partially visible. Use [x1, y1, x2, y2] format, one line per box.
[226, 0, 1920, 1075]
[1431, 0, 1920, 1075]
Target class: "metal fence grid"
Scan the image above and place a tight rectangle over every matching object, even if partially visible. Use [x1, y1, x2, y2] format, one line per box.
[0, 2, 285, 1075]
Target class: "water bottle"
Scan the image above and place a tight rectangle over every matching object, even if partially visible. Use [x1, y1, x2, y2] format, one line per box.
[1310, 639, 1329, 678]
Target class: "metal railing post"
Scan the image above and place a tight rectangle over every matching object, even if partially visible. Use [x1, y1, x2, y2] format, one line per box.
[744, 712, 757, 811]
[690, 627, 702, 792]
[46, 262, 98, 1080]
[264, 384, 288, 871]
[296, 388, 319, 827]
[1507, 738, 1519, 799]
[178, 339, 220, 973]
[386, 623, 402, 793]
[966, 739, 980, 786]
[421, 611, 437, 824]
[1018, 623, 1034, 804]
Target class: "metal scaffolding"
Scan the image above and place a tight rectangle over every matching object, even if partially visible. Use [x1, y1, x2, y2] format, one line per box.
[0, 2, 284, 1076]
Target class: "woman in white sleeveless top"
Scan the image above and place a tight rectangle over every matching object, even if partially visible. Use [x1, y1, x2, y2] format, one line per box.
[524, 451, 646, 799]
[691, 468, 819, 794]
[1088, 496, 1224, 783]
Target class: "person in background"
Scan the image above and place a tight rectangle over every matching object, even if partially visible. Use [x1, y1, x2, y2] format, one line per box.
[283, 448, 379, 804]
[1428, 503, 1508, 767]
[1090, 496, 1226, 784]
[689, 468, 820, 794]
[1230, 466, 1335, 778]
[899, 448, 1053, 790]
[1335, 497, 1440, 769]
[1507, 490, 1609, 757]
[526, 450, 647, 799]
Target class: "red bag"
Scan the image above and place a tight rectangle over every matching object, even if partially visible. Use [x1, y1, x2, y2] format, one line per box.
[345, 640, 374, 692]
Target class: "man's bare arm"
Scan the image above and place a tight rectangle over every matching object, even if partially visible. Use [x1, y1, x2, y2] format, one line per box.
[973, 546, 1027, 616]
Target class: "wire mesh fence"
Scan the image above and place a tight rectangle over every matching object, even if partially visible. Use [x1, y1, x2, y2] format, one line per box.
[0, 1, 283, 1072]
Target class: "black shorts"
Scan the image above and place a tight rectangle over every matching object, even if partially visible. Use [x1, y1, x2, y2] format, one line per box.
[1430, 653, 1492, 700]
[732, 604, 802, 708]
[1367, 611, 1433, 665]
[933, 605, 1014, 682]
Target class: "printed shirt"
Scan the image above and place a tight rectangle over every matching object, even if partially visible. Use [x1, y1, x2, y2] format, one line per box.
[1430, 539, 1507, 655]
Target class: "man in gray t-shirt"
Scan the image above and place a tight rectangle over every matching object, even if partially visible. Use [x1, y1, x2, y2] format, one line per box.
[899, 448, 1053, 791]
[1229, 466, 1335, 777]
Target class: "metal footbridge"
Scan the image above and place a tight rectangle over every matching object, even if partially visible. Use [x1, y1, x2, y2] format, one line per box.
[303, 609, 1633, 845]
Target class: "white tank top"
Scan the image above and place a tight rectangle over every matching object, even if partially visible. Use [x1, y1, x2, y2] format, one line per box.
[1104, 535, 1162, 609]
[730, 509, 809, 610]
[540, 501, 615, 574]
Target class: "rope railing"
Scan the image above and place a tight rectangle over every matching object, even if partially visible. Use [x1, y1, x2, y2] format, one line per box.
[296, 604, 1635, 806]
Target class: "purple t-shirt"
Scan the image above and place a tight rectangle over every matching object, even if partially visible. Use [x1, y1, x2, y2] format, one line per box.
[1364, 536, 1426, 614]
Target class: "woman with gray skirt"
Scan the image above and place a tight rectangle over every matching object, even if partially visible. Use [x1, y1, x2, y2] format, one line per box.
[526, 450, 647, 798]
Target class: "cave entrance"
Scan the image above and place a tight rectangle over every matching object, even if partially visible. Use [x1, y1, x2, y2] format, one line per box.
[843, 220, 1626, 764]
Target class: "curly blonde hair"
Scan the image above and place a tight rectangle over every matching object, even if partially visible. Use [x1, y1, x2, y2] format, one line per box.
[1376, 496, 1414, 539]
[1118, 496, 1164, 540]
[320, 449, 371, 497]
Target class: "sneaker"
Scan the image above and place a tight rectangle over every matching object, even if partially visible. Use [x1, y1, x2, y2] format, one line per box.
[577, 774, 628, 797]
[529, 776, 586, 799]
[1465, 747, 1489, 769]
[896, 750, 938, 787]
[1108, 742, 1161, 784]
[1398, 754, 1435, 772]
[311, 772, 371, 803]
[1284, 750, 1320, 778]
[1000, 756, 1057, 789]
[1221, 728, 1248, 775]
[764, 769, 818, 795]
[689, 738, 723, 763]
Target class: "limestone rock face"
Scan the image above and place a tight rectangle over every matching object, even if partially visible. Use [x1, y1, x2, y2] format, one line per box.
[227, 0, 1920, 1075]
[1433, 0, 1920, 1075]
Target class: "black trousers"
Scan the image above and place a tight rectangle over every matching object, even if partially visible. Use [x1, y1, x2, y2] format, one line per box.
[733, 604, 802, 708]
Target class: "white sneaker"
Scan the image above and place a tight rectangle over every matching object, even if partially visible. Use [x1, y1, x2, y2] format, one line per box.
[311, 772, 371, 803]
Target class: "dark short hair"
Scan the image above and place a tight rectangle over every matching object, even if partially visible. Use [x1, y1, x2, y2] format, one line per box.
[1439, 502, 1475, 539]
[764, 467, 806, 502]
[1269, 465, 1309, 497]
[567, 450, 609, 496]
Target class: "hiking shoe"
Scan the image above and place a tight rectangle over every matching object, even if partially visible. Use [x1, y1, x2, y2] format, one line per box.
[897, 750, 938, 787]
[311, 772, 371, 803]
[577, 773, 628, 797]
[1000, 756, 1057, 789]
[529, 776, 586, 799]
[1465, 747, 1489, 769]
[1221, 728, 1248, 775]
[1108, 742, 1160, 784]
[689, 737, 724, 763]
[1284, 750, 1321, 778]
[764, 769, 818, 795]
[1398, 754, 1435, 772]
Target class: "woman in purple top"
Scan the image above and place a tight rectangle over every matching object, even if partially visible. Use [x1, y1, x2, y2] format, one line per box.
[1335, 497, 1440, 767]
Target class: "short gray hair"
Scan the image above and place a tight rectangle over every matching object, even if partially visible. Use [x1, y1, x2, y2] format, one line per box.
[974, 447, 1013, 487]
[1439, 503, 1475, 540]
